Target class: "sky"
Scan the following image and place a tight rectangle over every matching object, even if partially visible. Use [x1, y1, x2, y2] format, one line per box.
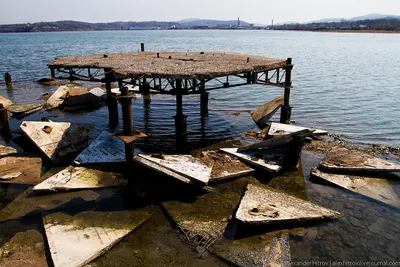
[1, 0, 400, 25]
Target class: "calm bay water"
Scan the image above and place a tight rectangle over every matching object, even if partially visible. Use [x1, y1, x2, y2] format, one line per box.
[0, 30, 400, 149]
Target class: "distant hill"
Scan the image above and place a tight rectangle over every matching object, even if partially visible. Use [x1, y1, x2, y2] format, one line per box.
[0, 20, 182, 32]
[311, 14, 400, 23]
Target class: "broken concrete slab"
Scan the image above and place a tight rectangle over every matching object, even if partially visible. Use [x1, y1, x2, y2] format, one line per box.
[0, 156, 42, 184]
[198, 150, 254, 182]
[162, 178, 248, 248]
[210, 231, 291, 267]
[250, 95, 284, 129]
[63, 87, 103, 111]
[136, 154, 212, 185]
[33, 165, 127, 192]
[311, 168, 400, 207]
[0, 144, 17, 157]
[0, 229, 47, 267]
[220, 148, 284, 173]
[74, 131, 125, 165]
[46, 85, 70, 110]
[0, 186, 100, 221]
[320, 146, 400, 173]
[268, 122, 328, 137]
[238, 129, 314, 152]
[20, 121, 92, 164]
[8, 103, 44, 118]
[0, 96, 13, 109]
[43, 210, 150, 267]
[235, 183, 340, 224]
[89, 87, 107, 99]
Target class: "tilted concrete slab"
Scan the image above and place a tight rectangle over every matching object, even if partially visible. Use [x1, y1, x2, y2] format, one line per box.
[268, 122, 327, 137]
[311, 168, 400, 207]
[320, 146, 400, 172]
[0, 156, 42, 184]
[198, 151, 254, 182]
[46, 85, 70, 109]
[235, 183, 340, 224]
[8, 103, 44, 118]
[20, 121, 92, 164]
[33, 166, 127, 192]
[250, 95, 284, 129]
[220, 148, 283, 173]
[0, 144, 17, 157]
[74, 131, 126, 165]
[0, 96, 13, 109]
[136, 154, 212, 185]
[43, 210, 150, 267]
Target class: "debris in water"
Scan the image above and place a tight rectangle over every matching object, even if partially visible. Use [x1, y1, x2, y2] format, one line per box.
[311, 168, 400, 207]
[42, 125, 53, 133]
[20, 121, 92, 164]
[250, 95, 284, 129]
[7, 103, 44, 119]
[0, 156, 42, 184]
[198, 150, 254, 182]
[0, 96, 13, 109]
[33, 165, 127, 192]
[268, 122, 327, 137]
[220, 148, 284, 173]
[235, 183, 340, 224]
[0, 144, 17, 157]
[74, 131, 125, 165]
[46, 85, 70, 110]
[63, 87, 104, 111]
[320, 146, 400, 172]
[43, 210, 150, 267]
[135, 154, 213, 185]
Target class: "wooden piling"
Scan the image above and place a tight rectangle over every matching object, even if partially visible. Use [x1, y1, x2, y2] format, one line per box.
[280, 58, 293, 124]
[199, 80, 208, 116]
[141, 79, 151, 102]
[105, 70, 118, 128]
[141, 43, 145, 52]
[251, 72, 258, 84]
[0, 104, 11, 139]
[119, 87, 135, 162]
[50, 68, 56, 78]
[4, 72, 12, 87]
[174, 79, 187, 153]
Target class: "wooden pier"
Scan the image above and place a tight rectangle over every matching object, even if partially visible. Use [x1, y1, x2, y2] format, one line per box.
[48, 49, 294, 156]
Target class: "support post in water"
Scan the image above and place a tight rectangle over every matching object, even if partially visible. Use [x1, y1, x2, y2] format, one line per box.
[140, 79, 151, 103]
[119, 86, 136, 162]
[4, 72, 12, 88]
[280, 58, 293, 124]
[105, 69, 118, 128]
[199, 79, 209, 116]
[0, 104, 11, 139]
[141, 43, 145, 52]
[174, 79, 188, 153]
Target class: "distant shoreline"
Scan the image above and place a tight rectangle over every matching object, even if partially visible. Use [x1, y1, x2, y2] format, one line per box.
[311, 29, 400, 34]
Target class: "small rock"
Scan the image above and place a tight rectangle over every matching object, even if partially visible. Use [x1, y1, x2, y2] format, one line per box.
[42, 126, 53, 134]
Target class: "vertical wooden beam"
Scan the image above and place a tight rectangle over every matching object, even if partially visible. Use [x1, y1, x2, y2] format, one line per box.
[4, 72, 12, 88]
[200, 79, 209, 116]
[280, 58, 293, 124]
[141, 43, 145, 52]
[251, 72, 258, 84]
[246, 72, 252, 84]
[50, 69, 55, 79]
[119, 86, 135, 162]
[105, 69, 118, 128]
[0, 104, 11, 140]
[174, 79, 188, 153]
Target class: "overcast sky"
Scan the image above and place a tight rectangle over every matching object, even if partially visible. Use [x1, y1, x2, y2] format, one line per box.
[1, 0, 400, 25]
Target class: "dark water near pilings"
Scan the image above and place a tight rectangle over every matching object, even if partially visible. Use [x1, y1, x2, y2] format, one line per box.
[1, 30, 400, 148]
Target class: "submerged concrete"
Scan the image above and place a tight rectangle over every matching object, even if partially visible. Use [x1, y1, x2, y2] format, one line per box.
[8, 104, 44, 118]
[0, 156, 42, 184]
[311, 168, 400, 207]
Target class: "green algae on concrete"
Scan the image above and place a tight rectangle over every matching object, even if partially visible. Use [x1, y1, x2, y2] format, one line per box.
[162, 177, 249, 248]
[44, 210, 150, 267]
[210, 230, 291, 267]
[0, 229, 47, 267]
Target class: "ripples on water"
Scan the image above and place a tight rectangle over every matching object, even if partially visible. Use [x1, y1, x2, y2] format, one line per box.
[0, 30, 400, 148]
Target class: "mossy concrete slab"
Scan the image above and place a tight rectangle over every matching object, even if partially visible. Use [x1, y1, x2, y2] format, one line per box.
[0, 155, 42, 184]
[33, 165, 127, 192]
[311, 168, 400, 207]
[8, 103, 44, 118]
[161, 178, 248, 248]
[43, 210, 150, 267]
